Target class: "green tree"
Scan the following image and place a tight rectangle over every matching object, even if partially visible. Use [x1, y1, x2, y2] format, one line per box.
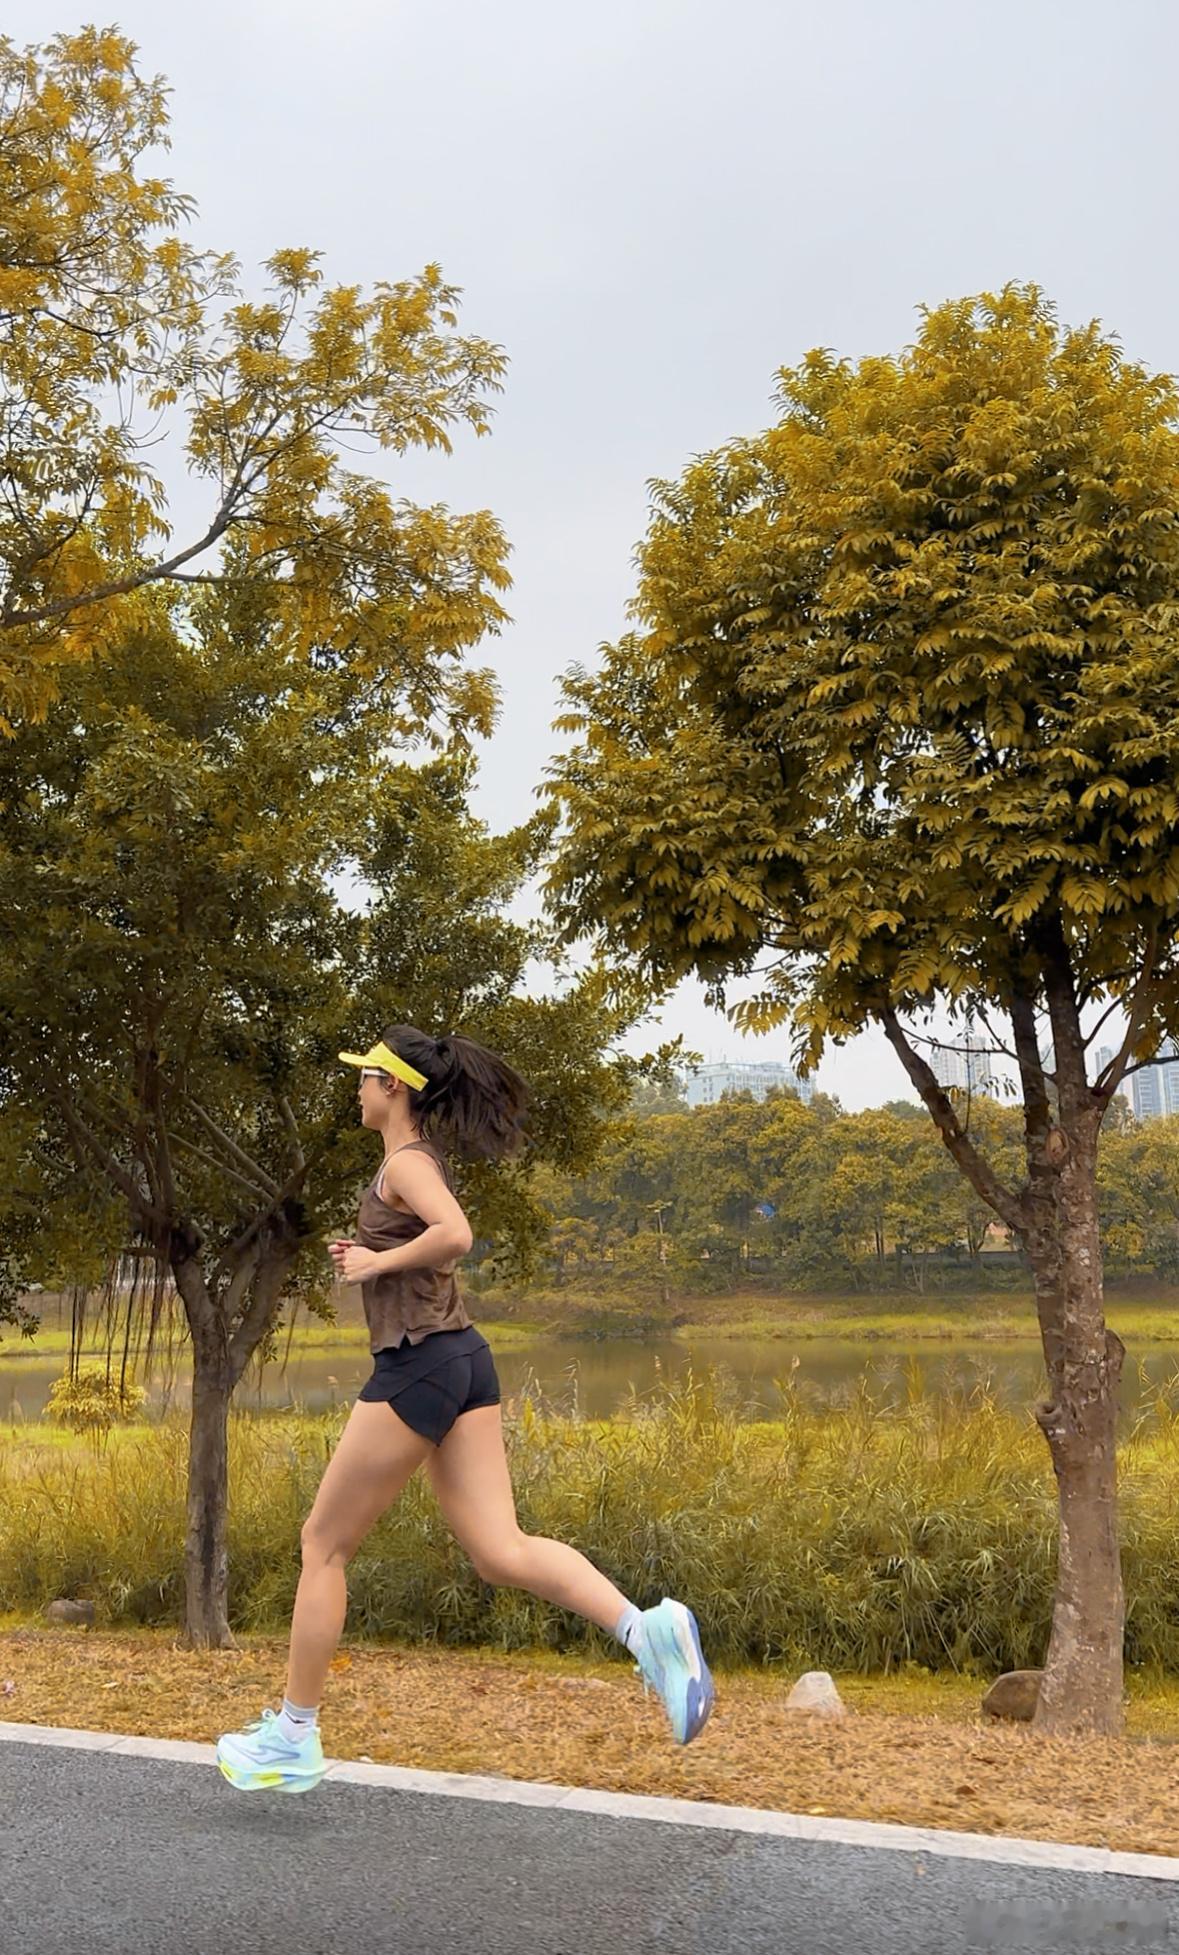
[941, 1094, 1025, 1261]
[1, 28, 507, 721]
[0, 1092, 138, 1341]
[824, 1109, 906, 1266]
[744, 1088, 832, 1268]
[544, 286, 1179, 1733]
[628, 1072, 690, 1117]
[1097, 1116, 1179, 1276]
[0, 584, 637, 1645]
[885, 1116, 963, 1289]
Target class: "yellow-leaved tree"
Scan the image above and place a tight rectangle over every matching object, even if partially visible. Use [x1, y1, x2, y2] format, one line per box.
[0, 27, 508, 724]
[544, 287, 1179, 1735]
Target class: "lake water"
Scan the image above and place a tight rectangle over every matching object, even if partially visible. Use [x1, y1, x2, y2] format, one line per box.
[4, 1330, 1179, 1424]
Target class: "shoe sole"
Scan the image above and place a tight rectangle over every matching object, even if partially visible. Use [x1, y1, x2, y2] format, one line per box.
[217, 1754, 325, 1795]
[645, 1600, 716, 1745]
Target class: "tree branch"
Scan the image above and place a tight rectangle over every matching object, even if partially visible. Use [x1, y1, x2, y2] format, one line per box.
[168, 1130, 278, 1200]
[222, 1251, 258, 1328]
[1111, 1053, 1178, 1085]
[154, 1108, 177, 1214]
[229, 1250, 298, 1388]
[1007, 983, 1070, 1222]
[1082, 996, 1127, 1052]
[181, 1095, 280, 1199]
[277, 1095, 305, 1171]
[213, 1153, 317, 1277]
[879, 1006, 1027, 1233]
[54, 1091, 162, 1229]
[138, 1121, 163, 1208]
[963, 1003, 1019, 1066]
[1036, 911, 1092, 1120]
[1094, 920, 1163, 1100]
[2, 499, 238, 629]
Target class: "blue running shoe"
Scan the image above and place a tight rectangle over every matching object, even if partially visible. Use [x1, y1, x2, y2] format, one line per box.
[216, 1708, 325, 1795]
[634, 1598, 715, 1745]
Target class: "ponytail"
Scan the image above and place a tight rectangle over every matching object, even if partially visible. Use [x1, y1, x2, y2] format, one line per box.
[380, 1024, 529, 1162]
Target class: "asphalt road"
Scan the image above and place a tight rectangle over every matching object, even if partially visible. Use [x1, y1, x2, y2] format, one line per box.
[2, 1739, 1177, 1955]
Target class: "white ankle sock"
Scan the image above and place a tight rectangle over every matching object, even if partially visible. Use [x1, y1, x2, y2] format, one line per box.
[277, 1697, 318, 1745]
[614, 1602, 644, 1658]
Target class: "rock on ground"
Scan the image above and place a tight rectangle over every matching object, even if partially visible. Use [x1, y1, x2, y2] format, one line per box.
[981, 1670, 1043, 1722]
[785, 1671, 847, 1719]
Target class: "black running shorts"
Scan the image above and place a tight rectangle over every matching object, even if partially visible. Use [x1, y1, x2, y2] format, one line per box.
[357, 1326, 501, 1445]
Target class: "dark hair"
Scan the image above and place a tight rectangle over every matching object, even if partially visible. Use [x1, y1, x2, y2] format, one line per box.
[381, 1024, 529, 1162]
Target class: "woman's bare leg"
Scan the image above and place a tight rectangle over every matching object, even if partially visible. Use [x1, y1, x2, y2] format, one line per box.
[285, 1399, 432, 1707]
[426, 1404, 631, 1630]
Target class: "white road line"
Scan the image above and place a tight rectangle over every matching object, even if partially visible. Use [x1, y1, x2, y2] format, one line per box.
[3, 1719, 1178, 1884]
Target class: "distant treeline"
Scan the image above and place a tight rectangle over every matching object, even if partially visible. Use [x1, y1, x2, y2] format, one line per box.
[503, 1086, 1174, 1295]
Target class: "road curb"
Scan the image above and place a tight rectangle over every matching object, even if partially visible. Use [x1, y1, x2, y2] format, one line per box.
[3, 1718, 1178, 1883]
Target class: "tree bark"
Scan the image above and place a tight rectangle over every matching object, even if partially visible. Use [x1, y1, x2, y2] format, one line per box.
[184, 1338, 235, 1649]
[171, 1246, 235, 1648]
[172, 1237, 297, 1648]
[882, 976, 1126, 1733]
[1026, 1160, 1126, 1735]
[1018, 935, 1126, 1736]
[1033, 1337, 1125, 1735]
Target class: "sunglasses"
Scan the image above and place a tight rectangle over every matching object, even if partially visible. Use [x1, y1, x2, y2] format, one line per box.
[359, 1068, 390, 1083]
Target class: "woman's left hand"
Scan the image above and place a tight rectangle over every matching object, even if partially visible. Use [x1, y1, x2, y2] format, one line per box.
[339, 1245, 382, 1285]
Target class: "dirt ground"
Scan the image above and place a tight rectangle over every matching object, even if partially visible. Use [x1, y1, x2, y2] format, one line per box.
[4, 1627, 1179, 1857]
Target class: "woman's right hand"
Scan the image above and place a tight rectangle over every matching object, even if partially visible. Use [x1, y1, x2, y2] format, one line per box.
[328, 1238, 354, 1273]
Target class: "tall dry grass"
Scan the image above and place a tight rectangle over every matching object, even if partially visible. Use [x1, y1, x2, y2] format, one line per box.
[4, 1363, 1179, 1672]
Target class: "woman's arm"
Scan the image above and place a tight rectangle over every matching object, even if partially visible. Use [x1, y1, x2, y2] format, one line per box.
[331, 1150, 473, 1284]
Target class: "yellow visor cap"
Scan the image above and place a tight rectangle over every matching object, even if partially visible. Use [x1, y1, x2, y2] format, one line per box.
[338, 1040, 428, 1091]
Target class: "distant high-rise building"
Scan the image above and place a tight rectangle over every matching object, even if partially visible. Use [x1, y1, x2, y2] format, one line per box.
[1131, 1038, 1179, 1121]
[929, 1036, 997, 1097]
[683, 1059, 814, 1108]
[1092, 1043, 1130, 1105]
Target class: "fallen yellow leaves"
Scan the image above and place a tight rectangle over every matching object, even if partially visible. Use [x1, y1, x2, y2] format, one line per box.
[4, 1627, 1179, 1857]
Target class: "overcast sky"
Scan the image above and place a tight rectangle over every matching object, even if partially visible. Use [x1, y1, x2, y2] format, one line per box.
[14, 0, 1175, 1104]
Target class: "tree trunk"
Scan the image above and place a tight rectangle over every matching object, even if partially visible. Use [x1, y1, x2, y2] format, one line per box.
[173, 1237, 296, 1649]
[1027, 1140, 1125, 1735]
[880, 970, 1126, 1735]
[171, 1246, 236, 1650]
[184, 1338, 235, 1649]
[1033, 1342, 1125, 1734]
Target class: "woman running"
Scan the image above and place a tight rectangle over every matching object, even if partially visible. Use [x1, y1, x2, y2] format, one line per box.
[216, 1025, 715, 1793]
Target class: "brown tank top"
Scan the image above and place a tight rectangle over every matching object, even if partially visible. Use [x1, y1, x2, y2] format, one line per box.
[355, 1139, 473, 1352]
